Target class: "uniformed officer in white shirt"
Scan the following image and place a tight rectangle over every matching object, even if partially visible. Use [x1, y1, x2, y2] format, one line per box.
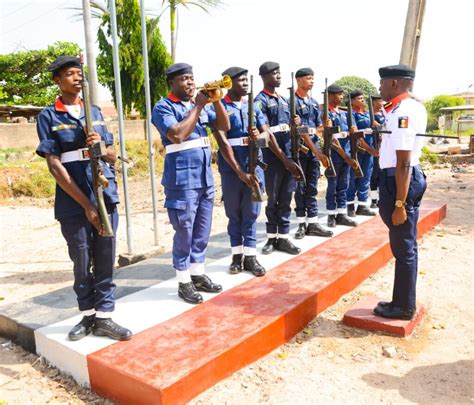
[373, 64, 427, 320]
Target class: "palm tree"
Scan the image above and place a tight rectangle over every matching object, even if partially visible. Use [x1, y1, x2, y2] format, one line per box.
[162, 0, 223, 61]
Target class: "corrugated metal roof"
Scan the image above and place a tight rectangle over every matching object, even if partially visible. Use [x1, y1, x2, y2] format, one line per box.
[440, 105, 474, 112]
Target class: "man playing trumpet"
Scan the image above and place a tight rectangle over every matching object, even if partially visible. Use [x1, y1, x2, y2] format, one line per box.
[152, 63, 230, 304]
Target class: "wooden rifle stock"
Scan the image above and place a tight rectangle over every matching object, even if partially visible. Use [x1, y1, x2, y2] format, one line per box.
[346, 96, 364, 178]
[80, 55, 113, 237]
[322, 78, 337, 178]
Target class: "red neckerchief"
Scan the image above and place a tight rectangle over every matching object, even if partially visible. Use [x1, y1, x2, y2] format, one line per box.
[353, 106, 366, 113]
[384, 92, 410, 113]
[54, 97, 83, 112]
[263, 88, 278, 98]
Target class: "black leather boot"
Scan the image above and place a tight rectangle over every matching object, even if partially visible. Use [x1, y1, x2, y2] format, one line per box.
[327, 214, 336, 228]
[370, 199, 378, 208]
[178, 281, 203, 304]
[243, 256, 266, 277]
[191, 274, 222, 293]
[373, 304, 416, 320]
[229, 254, 243, 274]
[347, 203, 356, 217]
[295, 223, 307, 239]
[306, 223, 333, 237]
[262, 238, 277, 255]
[336, 213, 358, 227]
[93, 318, 133, 341]
[275, 238, 301, 255]
[356, 205, 377, 216]
[68, 314, 95, 341]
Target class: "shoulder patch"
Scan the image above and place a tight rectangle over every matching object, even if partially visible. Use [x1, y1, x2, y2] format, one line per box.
[398, 116, 409, 128]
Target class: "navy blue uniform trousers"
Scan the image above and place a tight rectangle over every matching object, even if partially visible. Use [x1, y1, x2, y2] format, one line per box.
[347, 151, 373, 203]
[60, 205, 118, 312]
[264, 159, 296, 235]
[294, 155, 321, 219]
[326, 158, 350, 212]
[378, 166, 427, 309]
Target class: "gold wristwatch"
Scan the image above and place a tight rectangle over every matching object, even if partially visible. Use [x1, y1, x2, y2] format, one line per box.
[395, 200, 406, 208]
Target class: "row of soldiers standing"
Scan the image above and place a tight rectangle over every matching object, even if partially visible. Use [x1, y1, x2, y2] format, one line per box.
[152, 61, 386, 304]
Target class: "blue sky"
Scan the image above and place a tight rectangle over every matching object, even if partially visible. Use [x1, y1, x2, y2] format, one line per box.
[1, 0, 472, 102]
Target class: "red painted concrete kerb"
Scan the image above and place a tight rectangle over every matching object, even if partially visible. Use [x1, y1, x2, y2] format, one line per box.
[87, 202, 446, 405]
[343, 295, 426, 337]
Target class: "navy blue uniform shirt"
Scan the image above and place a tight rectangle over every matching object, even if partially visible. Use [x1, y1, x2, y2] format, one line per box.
[216, 95, 266, 180]
[328, 106, 350, 154]
[36, 97, 119, 220]
[152, 93, 217, 190]
[255, 89, 291, 161]
[295, 90, 322, 157]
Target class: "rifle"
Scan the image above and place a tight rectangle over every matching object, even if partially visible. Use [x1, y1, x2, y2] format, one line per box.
[346, 96, 364, 178]
[288, 72, 309, 185]
[322, 78, 338, 178]
[368, 93, 391, 150]
[248, 75, 267, 202]
[80, 55, 113, 237]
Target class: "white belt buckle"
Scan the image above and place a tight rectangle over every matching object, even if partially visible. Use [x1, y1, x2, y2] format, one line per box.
[79, 148, 90, 161]
[241, 137, 249, 146]
[201, 137, 210, 147]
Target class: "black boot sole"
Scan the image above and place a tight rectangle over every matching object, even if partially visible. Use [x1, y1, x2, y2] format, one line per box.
[178, 290, 203, 304]
[92, 329, 133, 341]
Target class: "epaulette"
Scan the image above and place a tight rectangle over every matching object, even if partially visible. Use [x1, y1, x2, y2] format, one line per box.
[384, 101, 392, 110]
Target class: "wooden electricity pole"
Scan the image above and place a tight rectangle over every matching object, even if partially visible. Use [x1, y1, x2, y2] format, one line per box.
[399, 0, 427, 69]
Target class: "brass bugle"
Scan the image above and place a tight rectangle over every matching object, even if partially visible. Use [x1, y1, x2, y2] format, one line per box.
[197, 75, 232, 92]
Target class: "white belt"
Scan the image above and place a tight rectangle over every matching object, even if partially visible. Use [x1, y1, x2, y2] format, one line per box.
[270, 124, 290, 133]
[61, 148, 90, 163]
[334, 131, 349, 139]
[227, 137, 249, 146]
[307, 127, 317, 135]
[165, 137, 210, 154]
[363, 128, 373, 135]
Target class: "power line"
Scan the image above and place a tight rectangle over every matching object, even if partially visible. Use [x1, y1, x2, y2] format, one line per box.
[3, 0, 74, 36]
[3, 1, 35, 18]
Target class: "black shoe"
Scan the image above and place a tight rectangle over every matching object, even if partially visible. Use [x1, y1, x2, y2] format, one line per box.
[295, 223, 307, 239]
[370, 199, 378, 209]
[243, 256, 266, 277]
[93, 318, 133, 341]
[191, 274, 222, 293]
[68, 314, 95, 341]
[306, 223, 333, 237]
[356, 205, 377, 216]
[178, 281, 203, 304]
[327, 214, 336, 228]
[347, 203, 356, 217]
[373, 304, 416, 320]
[275, 238, 301, 255]
[376, 300, 392, 309]
[336, 213, 358, 227]
[262, 238, 277, 255]
[229, 254, 243, 274]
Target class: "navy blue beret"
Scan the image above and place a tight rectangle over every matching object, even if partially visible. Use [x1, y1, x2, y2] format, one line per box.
[379, 64, 415, 79]
[165, 62, 193, 79]
[48, 56, 81, 76]
[222, 66, 248, 79]
[327, 84, 344, 94]
[350, 90, 364, 99]
[259, 61, 279, 75]
[295, 68, 314, 78]
[371, 93, 383, 100]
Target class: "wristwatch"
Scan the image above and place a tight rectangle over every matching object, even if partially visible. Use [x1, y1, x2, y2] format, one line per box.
[395, 200, 406, 208]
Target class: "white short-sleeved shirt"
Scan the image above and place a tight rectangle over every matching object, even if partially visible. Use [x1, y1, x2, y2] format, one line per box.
[379, 95, 427, 169]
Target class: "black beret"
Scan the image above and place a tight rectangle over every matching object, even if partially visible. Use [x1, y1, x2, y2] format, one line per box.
[295, 67, 314, 78]
[165, 62, 193, 79]
[350, 90, 364, 99]
[259, 61, 279, 76]
[379, 64, 415, 80]
[327, 84, 344, 94]
[371, 93, 383, 100]
[48, 56, 81, 76]
[222, 66, 248, 79]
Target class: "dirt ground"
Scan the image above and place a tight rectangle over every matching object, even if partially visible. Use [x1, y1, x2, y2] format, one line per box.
[0, 163, 473, 404]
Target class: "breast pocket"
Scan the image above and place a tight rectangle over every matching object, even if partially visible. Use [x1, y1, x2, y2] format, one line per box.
[175, 156, 201, 186]
[56, 128, 84, 150]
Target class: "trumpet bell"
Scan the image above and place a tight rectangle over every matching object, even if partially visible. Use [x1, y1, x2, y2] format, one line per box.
[198, 75, 233, 92]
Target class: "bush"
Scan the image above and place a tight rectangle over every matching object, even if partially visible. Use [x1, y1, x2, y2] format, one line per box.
[420, 146, 439, 164]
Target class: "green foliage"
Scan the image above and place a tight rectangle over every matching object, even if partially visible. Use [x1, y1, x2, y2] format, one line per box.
[122, 139, 165, 177]
[421, 146, 439, 165]
[96, 0, 172, 117]
[0, 42, 81, 106]
[333, 76, 378, 106]
[425, 94, 465, 131]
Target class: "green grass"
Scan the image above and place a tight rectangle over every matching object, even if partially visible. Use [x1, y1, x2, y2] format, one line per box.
[421, 146, 439, 164]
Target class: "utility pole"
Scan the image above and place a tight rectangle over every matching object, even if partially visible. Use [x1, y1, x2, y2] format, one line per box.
[399, 0, 427, 69]
[82, 0, 100, 105]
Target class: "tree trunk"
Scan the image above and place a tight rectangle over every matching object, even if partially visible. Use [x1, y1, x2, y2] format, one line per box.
[82, 0, 100, 105]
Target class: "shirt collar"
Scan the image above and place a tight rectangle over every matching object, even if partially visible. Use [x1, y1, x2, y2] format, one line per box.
[263, 88, 278, 98]
[295, 89, 307, 99]
[384, 92, 410, 113]
[54, 97, 83, 112]
[353, 106, 366, 113]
